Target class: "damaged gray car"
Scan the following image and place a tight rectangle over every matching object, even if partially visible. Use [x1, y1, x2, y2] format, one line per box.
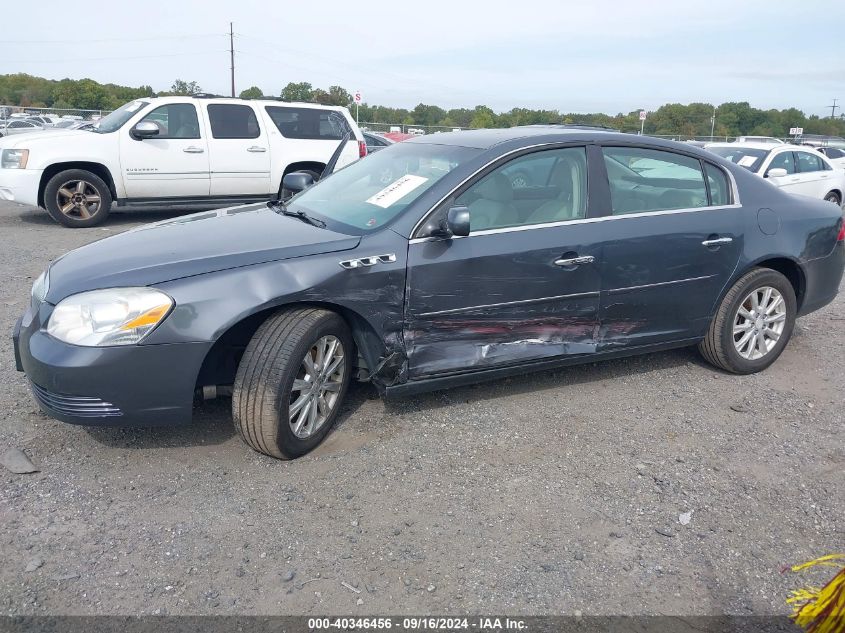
[13, 126, 845, 458]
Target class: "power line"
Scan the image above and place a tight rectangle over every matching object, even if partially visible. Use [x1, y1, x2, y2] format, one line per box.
[3, 51, 224, 64]
[0, 34, 223, 44]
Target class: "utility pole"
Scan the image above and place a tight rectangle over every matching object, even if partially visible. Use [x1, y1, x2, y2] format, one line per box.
[229, 22, 235, 98]
[829, 98, 839, 119]
[710, 105, 716, 139]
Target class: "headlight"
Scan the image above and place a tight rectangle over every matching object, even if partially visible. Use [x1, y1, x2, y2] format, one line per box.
[1, 149, 29, 169]
[47, 287, 173, 346]
[31, 269, 50, 303]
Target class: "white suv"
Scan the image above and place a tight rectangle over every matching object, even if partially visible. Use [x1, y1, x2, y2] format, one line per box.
[0, 96, 367, 227]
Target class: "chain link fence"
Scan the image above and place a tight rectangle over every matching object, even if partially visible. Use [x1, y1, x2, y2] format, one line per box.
[0, 105, 111, 123]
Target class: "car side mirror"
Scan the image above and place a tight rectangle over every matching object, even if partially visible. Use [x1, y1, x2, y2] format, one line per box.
[282, 171, 316, 196]
[431, 205, 470, 238]
[130, 121, 160, 140]
[766, 167, 788, 178]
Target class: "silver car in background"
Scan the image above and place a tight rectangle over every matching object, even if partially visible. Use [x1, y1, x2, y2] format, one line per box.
[0, 119, 46, 137]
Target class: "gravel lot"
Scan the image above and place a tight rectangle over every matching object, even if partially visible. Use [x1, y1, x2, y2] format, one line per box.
[1, 200, 842, 616]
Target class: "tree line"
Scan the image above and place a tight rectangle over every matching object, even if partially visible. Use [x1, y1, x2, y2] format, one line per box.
[2, 73, 843, 138]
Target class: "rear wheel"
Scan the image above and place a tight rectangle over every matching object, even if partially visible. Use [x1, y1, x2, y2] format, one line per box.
[824, 191, 841, 206]
[44, 169, 112, 227]
[232, 308, 353, 459]
[699, 267, 796, 374]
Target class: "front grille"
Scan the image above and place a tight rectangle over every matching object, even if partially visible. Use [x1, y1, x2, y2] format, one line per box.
[30, 382, 123, 418]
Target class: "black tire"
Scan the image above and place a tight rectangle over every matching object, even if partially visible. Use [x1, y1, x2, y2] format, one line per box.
[232, 308, 353, 459]
[824, 191, 841, 206]
[699, 267, 796, 374]
[43, 169, 112, 228]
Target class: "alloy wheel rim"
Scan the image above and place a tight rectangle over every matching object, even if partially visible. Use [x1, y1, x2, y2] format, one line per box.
[56, 180, 101, 219]
[288, 335, 345, 439]
[733, 286, 787, 360]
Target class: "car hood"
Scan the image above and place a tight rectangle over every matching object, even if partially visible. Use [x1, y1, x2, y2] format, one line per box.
[45, 204, 361, 302]
[0, 129, 92, 148]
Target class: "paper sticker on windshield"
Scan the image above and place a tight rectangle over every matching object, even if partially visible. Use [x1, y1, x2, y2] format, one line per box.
[366, 175, 428, 208]
[737, 156, 757, 167]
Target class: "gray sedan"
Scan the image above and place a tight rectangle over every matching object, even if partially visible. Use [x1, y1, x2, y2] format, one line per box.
[13, 127, 845, 459]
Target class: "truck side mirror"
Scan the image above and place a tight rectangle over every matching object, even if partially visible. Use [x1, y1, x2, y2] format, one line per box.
[130, 121, 160, 140]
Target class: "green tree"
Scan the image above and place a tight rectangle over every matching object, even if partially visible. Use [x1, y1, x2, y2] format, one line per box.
[469, 105, 496, 129]
[281, 81, 314, 102]
[239, 86, 264, 99]
[168, 79, 202, 95]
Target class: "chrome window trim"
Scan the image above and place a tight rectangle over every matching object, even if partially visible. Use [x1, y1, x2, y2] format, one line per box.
[409, 202, 743, 244]
[409, 141, 742, 242]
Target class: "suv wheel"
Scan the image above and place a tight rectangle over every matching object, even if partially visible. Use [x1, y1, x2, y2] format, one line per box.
[699, 267, 796, 374]
[232, 308, 353, 459]
[44, 169, 112, 227]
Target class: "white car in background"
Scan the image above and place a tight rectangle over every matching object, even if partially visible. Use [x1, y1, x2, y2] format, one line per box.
[0, 96, 367, 227]
[706, 142, 845, 207]
[815, 146, 845, 170]
[734, 136, 784, 144]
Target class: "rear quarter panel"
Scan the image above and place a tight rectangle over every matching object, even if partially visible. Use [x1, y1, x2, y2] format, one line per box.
[724, 162, 844, 312]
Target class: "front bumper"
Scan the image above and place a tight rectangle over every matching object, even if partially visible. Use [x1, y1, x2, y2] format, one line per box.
[0, 168, 43, 207]
[13, 301, 211, 426]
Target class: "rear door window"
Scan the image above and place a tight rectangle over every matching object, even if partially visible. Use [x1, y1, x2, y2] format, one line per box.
[796, 151, 824, 173]
[704, 163, 731, 206]
[207, 104, 260, 139]
[602, 147, 709, 214]
[265, 106, 351, 140]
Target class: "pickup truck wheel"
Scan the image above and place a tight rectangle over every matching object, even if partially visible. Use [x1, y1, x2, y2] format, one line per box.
[699, 267, 796, 374]
[44, 169, 112, 227]
[232, 308, 353, 459]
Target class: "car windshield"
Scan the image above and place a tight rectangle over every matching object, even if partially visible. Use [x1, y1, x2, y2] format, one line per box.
[707, 146, 769, 172]
[289, 142, 482, 233]
[93, 100, 149, 133]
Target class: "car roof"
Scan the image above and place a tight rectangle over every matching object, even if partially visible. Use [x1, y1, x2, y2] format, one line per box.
[142, 95, 348, 112]
[405, 126, 640, 149]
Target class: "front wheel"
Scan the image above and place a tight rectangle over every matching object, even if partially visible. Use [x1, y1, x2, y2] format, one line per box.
[232, 308, 353, 459]
[43, 169, 112, 227]
[699, 267, 796, 374]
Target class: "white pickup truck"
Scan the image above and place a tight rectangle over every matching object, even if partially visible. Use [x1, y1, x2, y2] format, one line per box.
[0, 96, 367, 227]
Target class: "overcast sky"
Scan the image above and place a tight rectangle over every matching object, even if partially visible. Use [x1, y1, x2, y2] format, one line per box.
[2, 0, 843, 116]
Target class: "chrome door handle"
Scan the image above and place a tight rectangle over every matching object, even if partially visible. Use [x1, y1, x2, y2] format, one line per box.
[554, 255, 595, 267]
[702, 237, 733, 247]
[247, 146, 267, 153]
[789, 177, 800, 182]
[183, 146, 204, 153]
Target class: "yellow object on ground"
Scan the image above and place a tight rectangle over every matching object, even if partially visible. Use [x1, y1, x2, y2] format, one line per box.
[787, 554, 845, 633]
